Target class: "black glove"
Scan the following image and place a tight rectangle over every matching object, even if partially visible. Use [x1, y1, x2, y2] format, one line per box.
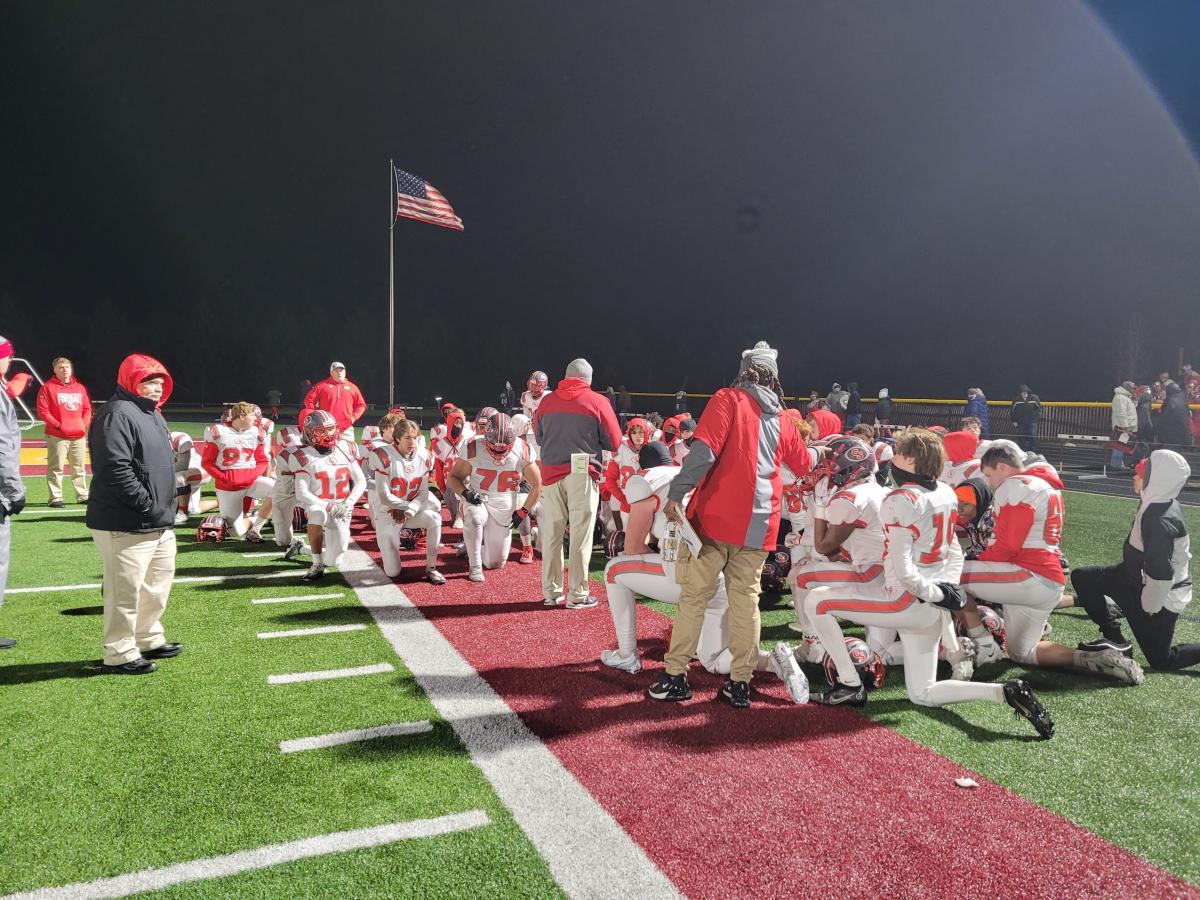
[512, 507, 530, 528]
[933, 582, 967, 611]
[462, 488, 484, 506]
[9, 496, 26, 516]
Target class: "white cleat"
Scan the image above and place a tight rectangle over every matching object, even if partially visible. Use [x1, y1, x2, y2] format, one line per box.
[467, 567, 485, 583]
[974, 636, 1004, 667]
[173, 510, 188, 526]
[1077, 649, 1145, 685]
[284, 539, 308, 561]
[452, 517, 463, 529]
[600, 649, 643, 674]
[769, 641, 809, 704]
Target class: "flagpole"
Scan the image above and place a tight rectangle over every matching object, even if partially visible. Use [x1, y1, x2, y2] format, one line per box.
[388, 158, 396, 408]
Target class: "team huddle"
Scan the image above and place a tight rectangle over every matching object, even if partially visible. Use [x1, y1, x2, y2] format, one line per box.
[172, 365, 1195, 738]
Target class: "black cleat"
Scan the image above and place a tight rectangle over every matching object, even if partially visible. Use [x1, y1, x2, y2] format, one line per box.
[812, 682, 867, 707]
[101, 657, 158, 675]
[1004, 679, 1054, 739]
[1077, 635, 1133, 658]
[0, 637, 16, 651]
[718, 679, 751, 709]
[141, 642, 183, 660]
[647, 672, 692, 702]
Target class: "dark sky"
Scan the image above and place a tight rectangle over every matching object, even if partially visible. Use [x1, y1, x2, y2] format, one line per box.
[3, 1, 1199, 406]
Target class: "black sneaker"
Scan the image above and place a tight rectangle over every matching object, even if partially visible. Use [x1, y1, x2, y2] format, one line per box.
[1004, 679, 1054, 739]
[812, 682, 867, 707]
[647, 673, 692, 702]
[101, 657, 158, 675]
[1077, 635, 1133, 658]
[48, 500, 65, 509]
[718, 679, 751, 709]
[141, 642, 183, 660]
[0, 637, 16, 651]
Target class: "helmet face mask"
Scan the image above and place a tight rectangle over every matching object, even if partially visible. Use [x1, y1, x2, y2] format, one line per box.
[484, 413, 516, 462]
[528, 371, 548, 397]
[303, 409, 339, 450]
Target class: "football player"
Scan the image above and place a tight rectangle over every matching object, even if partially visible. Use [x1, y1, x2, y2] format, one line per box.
[360, 412, 406, 528]
[447, 413, 542, 582]
[200, 401, 275, 541]
[805, 429, 1054, 738]
[961, 441, 1144, 683]
[674, 417, 696, 465]
[939, 430, 981, 485]
[603, 417, 649, 531]
[169, 432, 215, 524]
[373, 419, 446, 583]
[431, 408, 473, 529]
[473, 406, 498, 436]
[429, 401, 456, 444]
[269, 436, 309, 559]
[293, 410, 365, 582]
[601, 442, 808, 703]
[520, 371, 549, 453]
[511, 413, 540, 563]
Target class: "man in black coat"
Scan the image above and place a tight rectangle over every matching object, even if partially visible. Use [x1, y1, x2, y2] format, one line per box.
[87, 353, 183, 675]
[1156, 381, 1193, 448]
[1011, 384, 1041, 452]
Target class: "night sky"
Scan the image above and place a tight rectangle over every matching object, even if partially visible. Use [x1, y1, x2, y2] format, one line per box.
[3, 1, 1199, 407]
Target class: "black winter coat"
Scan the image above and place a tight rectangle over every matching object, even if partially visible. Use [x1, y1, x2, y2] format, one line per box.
[1157, 384, 1193, 447]
[85, 386, 178, 532]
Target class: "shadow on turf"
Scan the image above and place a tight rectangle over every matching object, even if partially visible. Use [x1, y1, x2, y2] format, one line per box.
[61, 605, 103, 616]
[265, 607, 373, 626]
[50, 536, 95, 544]
[0, 659, 104, 684]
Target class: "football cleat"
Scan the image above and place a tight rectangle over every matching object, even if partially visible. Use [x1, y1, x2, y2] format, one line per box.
[173, 510, 188, 526]
[245, 528, 264, 544]
[1003, 679, 1054, 739]
[1077, 635, 1134, 658]
[284, 539, 307, 561]
[467, 567, 485, 583]
[811, 682, 868, 707]
[425, 568, 447, 585]
[647, 673, 691, 702]
[301, 562, 326, 583]
[1076, 649, 1145, 684]
[769, 641, 809, 704]
[519, 545, 534, 564]
[719, 679, 752, 709]
[600, 649, 643, 674]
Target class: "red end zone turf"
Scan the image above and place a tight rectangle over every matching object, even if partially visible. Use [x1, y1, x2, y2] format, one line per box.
[351, 513, 1192, 898]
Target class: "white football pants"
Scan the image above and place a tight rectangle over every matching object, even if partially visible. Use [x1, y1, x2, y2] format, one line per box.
[217, 477, 276, 531]
[790, 560, 888, 663]
[376, 500, 443, 577]
[961, 561, 1063, 664]
[306, 505, 350, 568]
[806, 584, 1004, 707]
[463, 502, 514, 570]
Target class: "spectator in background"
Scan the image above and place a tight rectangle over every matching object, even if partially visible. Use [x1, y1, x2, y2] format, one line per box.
[674, 390, 688, 415]
[36, 357, 92, 508]
[874, 388, 892, 429]
[0, 336, 27, 650]
[617, 385, 632, 423]
[961, 417, 983, 437]
[1135, 386, 1155, 460]
[1157, 381, 1193, 447]
[299, 378, 313, 406]
[303, 362, 367, 447]
[87, 354, 183, 674]
[1180, 363, 1200, 444]
[845, 382, 862, 428]
[1011, 384, 1041, 451]
[1151, 371, 1171, 405]
[606, 386, 619, 418]
[266, 388, 282, 419]
[534, 359, 622, 608]
[826, 382, 849, 421]
[1109, 381, 1138, 471]
[964, 387, 991, 438]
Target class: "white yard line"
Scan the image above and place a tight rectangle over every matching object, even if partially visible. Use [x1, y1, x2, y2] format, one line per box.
[241, 551, 284, 557]
[257, 623, 366, 639]
[279, 721, 433, 754]
[9, 570, 297, 595]
[267, 662, 394, 685]
[338, 543, 680, 899]
[252, 592, 344, 606]
[2, 811, 490, 900]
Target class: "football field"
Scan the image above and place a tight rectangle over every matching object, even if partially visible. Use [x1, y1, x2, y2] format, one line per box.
[1, 469, 1198, 897]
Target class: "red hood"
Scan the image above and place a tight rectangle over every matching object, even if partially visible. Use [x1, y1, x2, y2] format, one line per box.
[1023, 463, 1064, 490]
[625, 416, 650, 446]
[808, 409, 841, 439]
[943, 431, 979, 465]
[554, 377, 592, 400]
[117, 353, 173, 409]
[444, 410, 467, 441]
[661, 416, 681, 443]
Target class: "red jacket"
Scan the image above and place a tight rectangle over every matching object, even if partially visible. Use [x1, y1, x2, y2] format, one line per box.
[533, 377, 623, 485]
[807, 408, 842, 440]
[37, 377, 93, 439]
[303, 378, 367, 433]
[670, 384, 812, 550]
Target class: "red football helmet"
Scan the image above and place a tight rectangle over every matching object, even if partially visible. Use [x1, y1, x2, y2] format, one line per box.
[302, 409, 339, 449]
[527, 371, 548, 397]
[963, 604, 1007, 652]
[292, 505, 308, 532]
[485, 413, 517, 462]
[475, 406, 499, 434]
[171, 433, 193, 455]
[604, 530, 626, 559]
[196, 514, 227, 543]
[825, 436, 877, 487]
[823, 637, 886, 690]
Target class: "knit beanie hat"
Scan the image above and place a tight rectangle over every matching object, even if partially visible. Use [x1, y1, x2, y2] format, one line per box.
[566, 358, 593, 383]
[739, 341, 778, 378]
[638, 441, 673, 470]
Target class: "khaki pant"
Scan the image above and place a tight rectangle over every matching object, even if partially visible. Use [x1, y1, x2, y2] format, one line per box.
[539, 474, 599, 603]
[664, 536, 767, 683]
[92, 528, 176, 665]
[46, 435, 89, 502]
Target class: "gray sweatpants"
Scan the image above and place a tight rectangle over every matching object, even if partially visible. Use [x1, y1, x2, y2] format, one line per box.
[0, 519, 10, 612]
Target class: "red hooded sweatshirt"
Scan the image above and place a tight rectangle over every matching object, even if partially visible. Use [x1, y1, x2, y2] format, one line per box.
[533, 377, 622, 485]
[977, 463, 1066, 583]
[117, 354, 174, 409]
[37, 376, 93, 439]
[303, 377, 367, 433]
[942, 431, 979, 465]
[807, 409, 842, 440]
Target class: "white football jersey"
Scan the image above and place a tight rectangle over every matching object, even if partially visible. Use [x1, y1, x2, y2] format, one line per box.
[170, 431, 197, 473]
[940, 459, 982, 486]
[271, 445, 310, 503]
[992, 471, 1064, 553]
[669, 440, 689, 466]
[210, 424, 264, 472]
[272, 425, 304, 457]
[611, 439, 642, 492]
[623, 465, 682, 542]
[258, 417, 275, 441]
[823, 479, 888, 565]
[294, 446, 365, 507]
[462, 436, 530, 521]
[520, 390, 546, 421]
[881, 482, 960, 592]
[373, 444, 435, 506]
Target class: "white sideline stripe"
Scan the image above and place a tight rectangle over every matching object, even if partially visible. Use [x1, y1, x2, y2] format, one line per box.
[2, 810, 490, 900]
[252, 592, 344, 606]
[279, 721, 432, 753]
[241, 551, 283, 557]
[9, 570, 296, 595]
[339, 543, 680, 899]
[268, 662, 393, 685]
[257, 624, 367, 639]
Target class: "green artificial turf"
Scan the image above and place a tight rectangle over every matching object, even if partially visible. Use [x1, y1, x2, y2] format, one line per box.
[625, 490, 1200, 885]
[0, 478, 562, 898]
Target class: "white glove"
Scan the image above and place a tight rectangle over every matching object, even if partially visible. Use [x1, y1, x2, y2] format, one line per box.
[327, 501, 350, 521]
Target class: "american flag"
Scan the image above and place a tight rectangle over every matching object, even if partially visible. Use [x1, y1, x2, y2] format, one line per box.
[393, 166, 463, 231]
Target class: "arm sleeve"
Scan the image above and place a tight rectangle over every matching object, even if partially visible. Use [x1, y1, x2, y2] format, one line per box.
[667, 438, 716, 503]
[0, 398, 24, 508]
[252, 443, 267, 478]
[294, 473, 323, 512]
[345, 460, 366, 506]
[304, 384, 320, 411]
[598, 400, 622, 453]
[91, 412, 153, 513]
[351, 387, 367, 423]
[780, 424, 813, 477]
[82, 390, 93, 428]
[943, 534, 965, 583]
[36, 386, 61, 431]
[691, 390, 734, 456]
[978, 502, 1034, 564]
[1140, 515, 1176, 614]
[604, 459, 626, 508]
[200, 441, 221, 480]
